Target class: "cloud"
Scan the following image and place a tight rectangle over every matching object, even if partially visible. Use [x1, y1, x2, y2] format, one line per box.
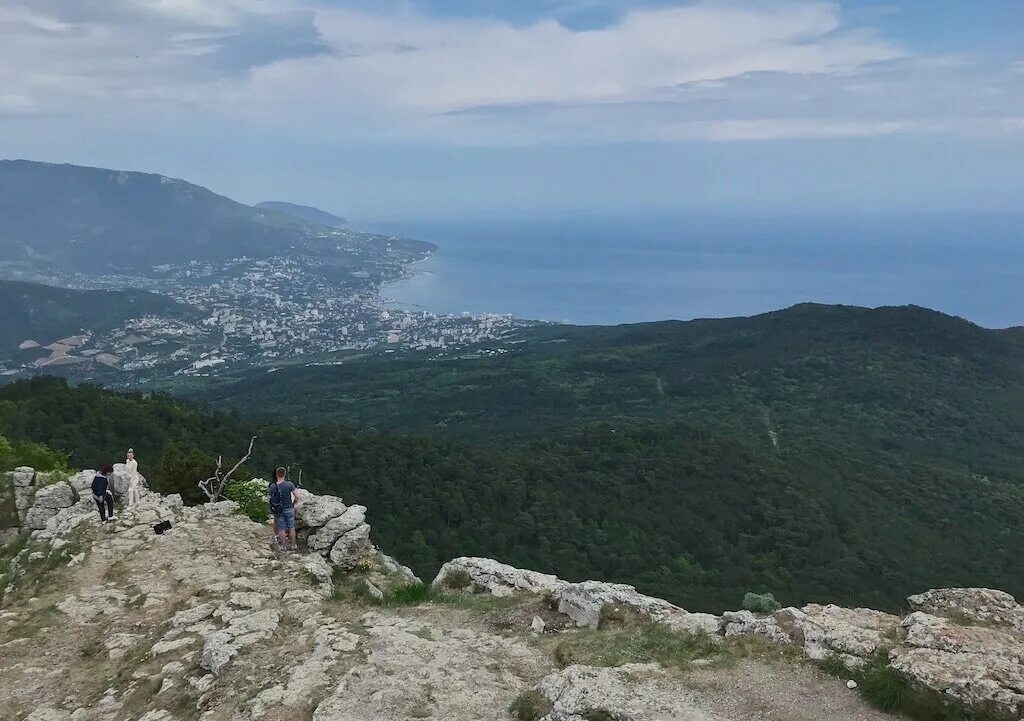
[0, 0, 1021, 144]
[0, 0, 326, 112]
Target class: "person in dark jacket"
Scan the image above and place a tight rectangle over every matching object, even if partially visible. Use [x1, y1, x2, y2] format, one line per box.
[91, 464, 115, 523]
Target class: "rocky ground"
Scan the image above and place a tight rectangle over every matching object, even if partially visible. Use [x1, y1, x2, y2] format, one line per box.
[1, 476, 1022, 721]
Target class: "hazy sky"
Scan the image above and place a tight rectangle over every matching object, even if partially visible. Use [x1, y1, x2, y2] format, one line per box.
[1, 1, 1022, 218]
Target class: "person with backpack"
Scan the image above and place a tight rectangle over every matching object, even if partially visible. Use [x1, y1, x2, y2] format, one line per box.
[91, 464, 116, 523]
[269, 467, 299, 551]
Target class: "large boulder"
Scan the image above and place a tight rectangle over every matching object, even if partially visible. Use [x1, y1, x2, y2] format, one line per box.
[307, 505, 366, 552]
[433, 557, 568, 597]
[890, 611, 1024, 717]
[775, 604, 901, 670]
[554, 580, 718, 634]
[721, 610, 793, 644]
[11, 467, 36, 487]
[23, 481, 78, 530]
[294, 494, 348, 529]
[908, 588, 1024, 634]
[67, 470, 98, 494]
[431, 558, 718, 634]
[109, 463, 149, 499]
[31, 481, 77, 509]
[328, 524, 373, 569]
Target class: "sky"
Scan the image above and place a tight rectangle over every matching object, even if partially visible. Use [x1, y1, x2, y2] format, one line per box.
[0, 0, 1022, 218]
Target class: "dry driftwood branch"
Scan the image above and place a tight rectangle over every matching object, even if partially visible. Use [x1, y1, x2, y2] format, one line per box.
[199, 435, 258, 501]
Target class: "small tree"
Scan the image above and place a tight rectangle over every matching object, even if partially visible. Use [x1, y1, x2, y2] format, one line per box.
[199, 436, 257, 502]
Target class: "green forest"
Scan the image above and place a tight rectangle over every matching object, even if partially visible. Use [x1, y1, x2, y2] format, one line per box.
[2, 314, 1022, 615]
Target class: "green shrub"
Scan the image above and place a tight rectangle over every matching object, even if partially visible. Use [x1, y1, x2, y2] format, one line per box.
[509, 690, 552, 721]
[0, 434, 69, 474]
[742, 591, 781, 614]
[224, 480, 269, 523]
[442, 568, 473, 590]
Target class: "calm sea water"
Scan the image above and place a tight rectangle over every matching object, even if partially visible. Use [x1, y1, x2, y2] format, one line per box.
[361, 213, 1024, 328]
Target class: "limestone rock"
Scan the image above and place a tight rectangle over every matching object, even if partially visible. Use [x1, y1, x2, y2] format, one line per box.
[908, 588, 1024, 633]
[432, 557, 568, 597]
[201, 500, 239, 518]
[170, 603, 216, 628]
[721, 610, 793, 645]
[31, 481, 76, 509]
[151, 636, 197, 656]
[12, 467, 36, 487]
[311, 615, 545, 721]
[534, 663, 710, 721]
[774, 604, 901, 669]
[25, 706, 72, 721]
[555, 580, 716, 633]
[308, 505, 366, 552]
[328, 523, 373, 569]
[295, 494, 348, 529]
[24, 486, 77, 530]
[376, 552, 420, 584]
[109, 462, 149, 499]
[67, 470, 96, 493]
[201, 631, 237, 675]
[301, 553, 335, 585]
[890, 611, 1024, 717]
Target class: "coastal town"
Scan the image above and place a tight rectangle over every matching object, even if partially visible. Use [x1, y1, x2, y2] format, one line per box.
[2, 251, 531, 384]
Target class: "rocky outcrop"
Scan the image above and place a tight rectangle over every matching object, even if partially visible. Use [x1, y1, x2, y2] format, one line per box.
[433, 557, 719, 635]
[434, 557, 568, 597]
[294, 490, 377, 571]
[775, 604, 902, 670]
[4, 470, 1023, 721]
[908, 587, 1024, 634]
[533, 663, 706, 721]
[890, 610, 1024, 716]
[23, 481, 78, 530]
[2, 466, 152, 539]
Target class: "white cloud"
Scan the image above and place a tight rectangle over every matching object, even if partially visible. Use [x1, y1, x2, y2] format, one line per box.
[0, 0, 1021, 144]
[249, 2, 902, 112]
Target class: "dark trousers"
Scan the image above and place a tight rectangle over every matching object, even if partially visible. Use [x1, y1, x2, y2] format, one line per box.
[94, 493, 114, 521]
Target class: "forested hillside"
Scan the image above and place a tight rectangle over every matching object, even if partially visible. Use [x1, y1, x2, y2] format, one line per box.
[192, 303, 1024, 475]
[0, 280, 194, 361]
[1, 376, 1021, 614]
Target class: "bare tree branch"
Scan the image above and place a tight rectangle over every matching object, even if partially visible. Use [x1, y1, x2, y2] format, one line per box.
[198, 436, 258, 502]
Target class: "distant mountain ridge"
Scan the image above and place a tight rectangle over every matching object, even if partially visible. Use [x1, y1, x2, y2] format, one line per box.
[255, 200, 347, 227]
[0, 160, 430, 271]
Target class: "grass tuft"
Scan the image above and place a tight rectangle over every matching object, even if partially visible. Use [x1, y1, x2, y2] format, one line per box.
[509, 690, 553, 721]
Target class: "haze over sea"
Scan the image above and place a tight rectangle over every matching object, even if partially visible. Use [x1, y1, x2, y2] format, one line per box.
[368, 213, 1024, 329]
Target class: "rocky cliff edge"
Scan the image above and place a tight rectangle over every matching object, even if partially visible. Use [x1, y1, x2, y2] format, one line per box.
[1, 467, 1022, 721]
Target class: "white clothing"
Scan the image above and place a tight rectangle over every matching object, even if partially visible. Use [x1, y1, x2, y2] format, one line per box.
[125, 457, 141, 506]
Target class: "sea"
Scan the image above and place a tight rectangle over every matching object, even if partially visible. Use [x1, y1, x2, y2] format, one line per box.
[362, 212, 1024, 329]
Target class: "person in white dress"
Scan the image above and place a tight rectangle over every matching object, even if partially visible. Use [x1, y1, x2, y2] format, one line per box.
[125, 448, 141, 507]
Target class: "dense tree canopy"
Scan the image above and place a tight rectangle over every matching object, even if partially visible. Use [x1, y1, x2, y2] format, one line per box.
[1, 372, 1021, 614]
